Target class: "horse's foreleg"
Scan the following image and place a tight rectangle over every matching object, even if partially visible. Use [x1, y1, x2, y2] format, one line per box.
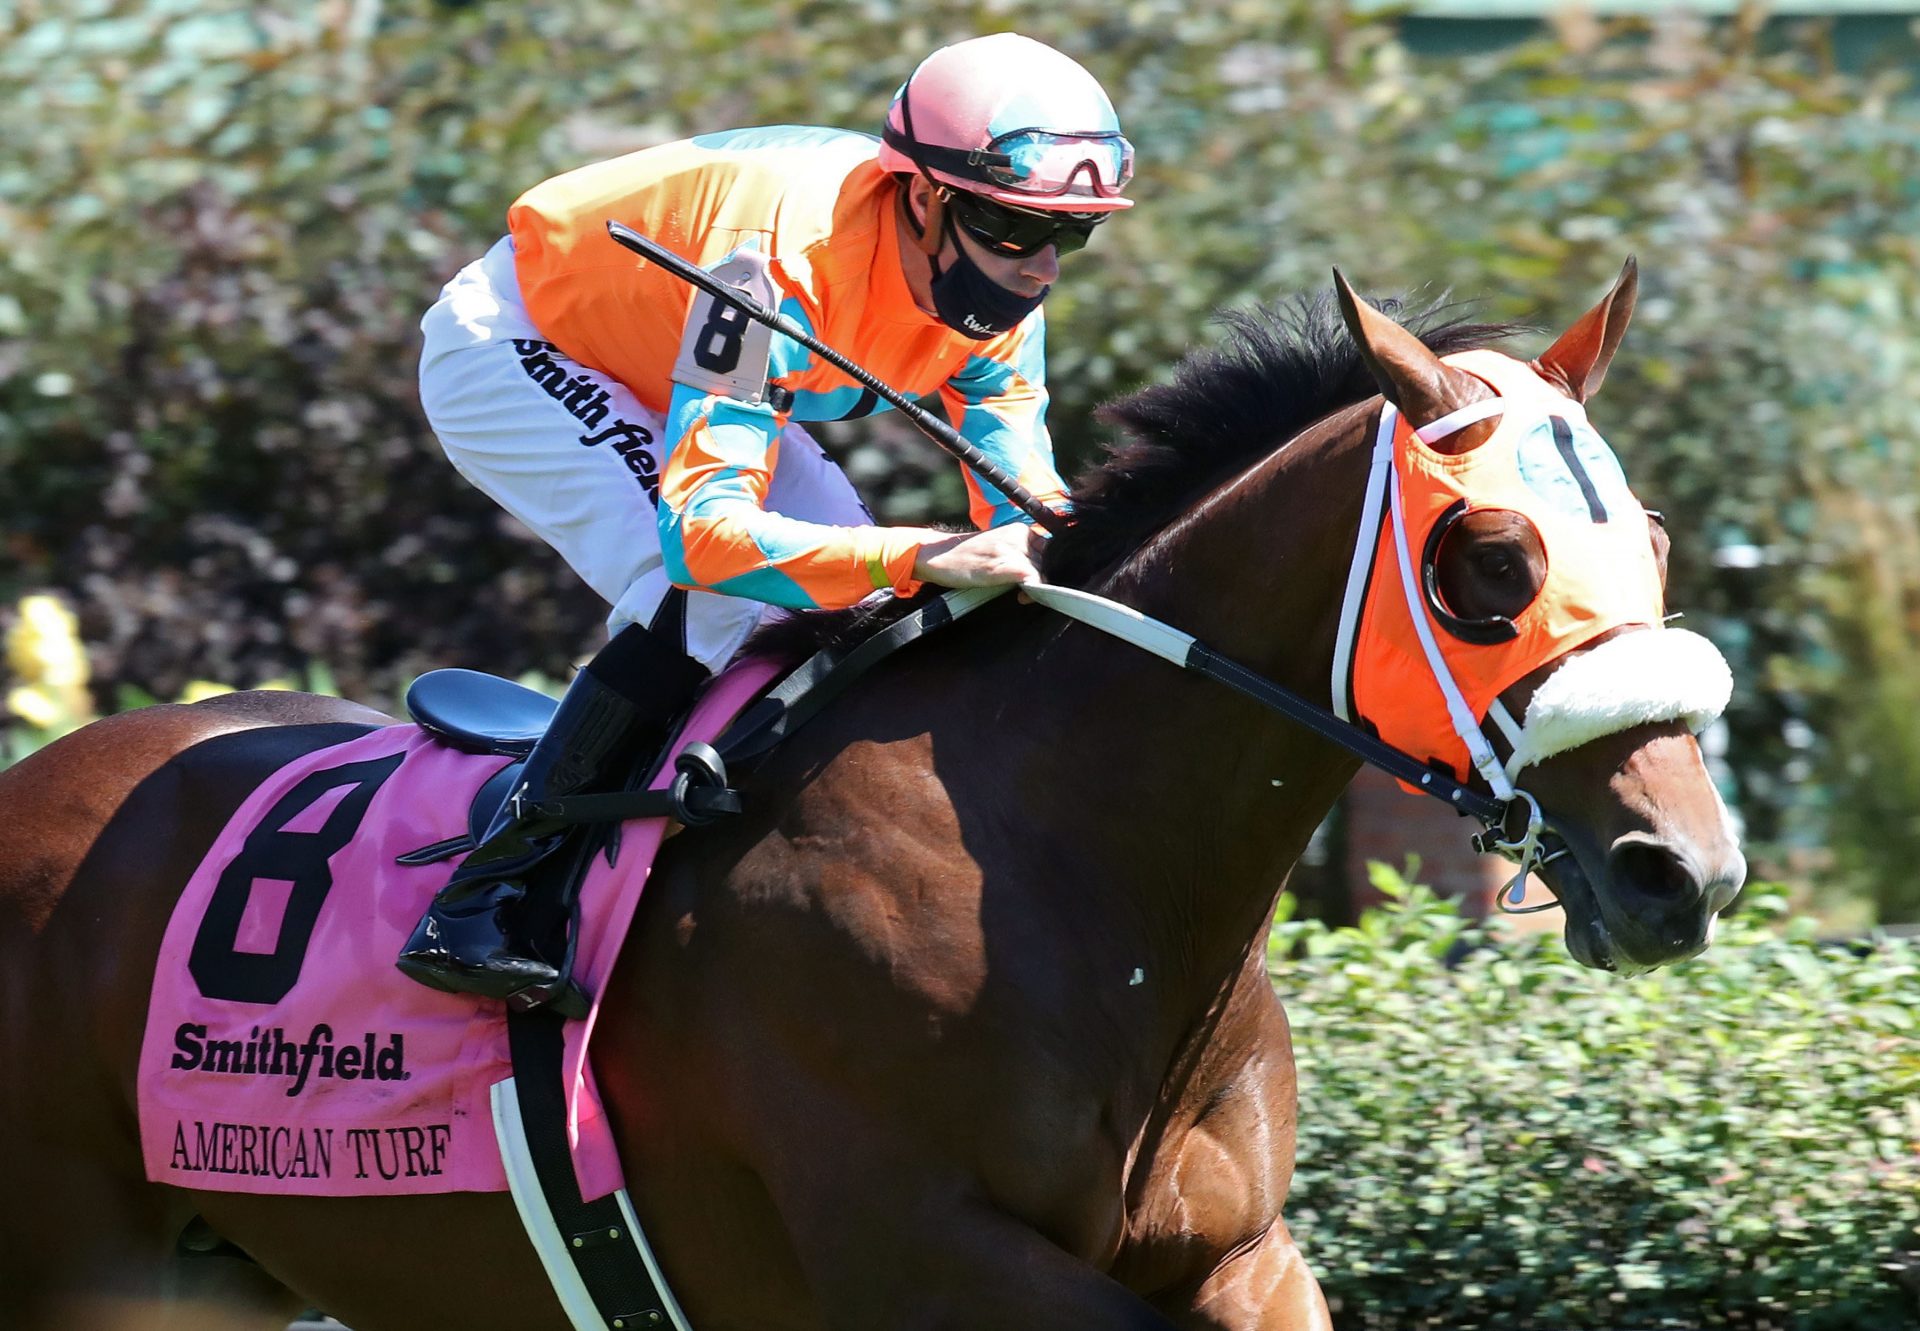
[926, 1205, 1184, 1331]
[786, 1193, 1180, 1331]
[1178, 1216, 1331, 1331]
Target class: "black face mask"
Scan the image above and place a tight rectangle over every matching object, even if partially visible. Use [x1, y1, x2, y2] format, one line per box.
[927, 213, 1048, 340]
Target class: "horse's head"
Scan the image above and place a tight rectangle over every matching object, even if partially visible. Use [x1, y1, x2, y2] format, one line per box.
[1333, 261, 1744, 974]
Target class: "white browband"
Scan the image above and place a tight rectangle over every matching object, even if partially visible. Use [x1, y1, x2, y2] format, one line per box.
[1411, 396, 1511, 444]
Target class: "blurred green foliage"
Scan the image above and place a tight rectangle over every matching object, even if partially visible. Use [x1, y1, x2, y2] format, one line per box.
[1, 0, 1916, 912]
[1276, 868, 1920, 1328]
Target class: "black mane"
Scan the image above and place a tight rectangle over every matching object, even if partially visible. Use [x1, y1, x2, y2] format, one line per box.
[748, 292, 1521, 662]
[1043, 292, 1520, 584]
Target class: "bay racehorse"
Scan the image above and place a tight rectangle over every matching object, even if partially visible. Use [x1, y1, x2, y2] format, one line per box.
[0, 265, 1743, 1329]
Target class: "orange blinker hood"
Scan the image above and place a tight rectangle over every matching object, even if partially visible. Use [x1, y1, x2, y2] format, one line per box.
[1333, 349, 1666, 792]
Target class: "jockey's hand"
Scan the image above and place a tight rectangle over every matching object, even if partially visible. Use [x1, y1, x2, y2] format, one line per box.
[912, 523, 1044, 590]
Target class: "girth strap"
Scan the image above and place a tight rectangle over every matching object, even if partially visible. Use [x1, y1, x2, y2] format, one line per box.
[501, 1009, 688, 1329]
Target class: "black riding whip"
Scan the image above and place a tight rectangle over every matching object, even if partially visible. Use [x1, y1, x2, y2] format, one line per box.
[604, 220, 1070, 536]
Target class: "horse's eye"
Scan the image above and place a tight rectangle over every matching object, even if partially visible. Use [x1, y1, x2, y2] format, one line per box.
[1475, 549, 1515, 580]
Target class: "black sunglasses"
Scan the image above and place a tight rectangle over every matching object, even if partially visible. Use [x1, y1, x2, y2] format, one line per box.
[942, 189, 1105, 258]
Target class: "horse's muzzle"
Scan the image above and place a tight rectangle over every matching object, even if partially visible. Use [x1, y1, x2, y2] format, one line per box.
[1545, 828, 1746, 974]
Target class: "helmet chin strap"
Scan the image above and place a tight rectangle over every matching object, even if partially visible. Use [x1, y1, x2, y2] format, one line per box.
[902, 178, 946, 258]
[896, 180, 951, 325]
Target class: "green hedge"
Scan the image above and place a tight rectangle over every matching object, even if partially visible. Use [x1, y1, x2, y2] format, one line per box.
[1276, 872, 1920, 1328]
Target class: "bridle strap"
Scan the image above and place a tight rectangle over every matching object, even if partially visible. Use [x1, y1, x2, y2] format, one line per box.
[1332, 398, 1525, 799]
[1412, 396, 1509, 445]
[1486, 698, 1526, 752]
[1383, 422, 1516, 799]
[1330, 406, 1395, 723]
[1021, 393, 1581, 899]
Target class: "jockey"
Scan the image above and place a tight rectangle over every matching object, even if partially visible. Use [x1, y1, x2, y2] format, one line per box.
[399, 32, 1135, 1006]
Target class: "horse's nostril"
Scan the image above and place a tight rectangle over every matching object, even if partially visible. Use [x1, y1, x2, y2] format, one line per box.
[1608, 839, 1700, 905]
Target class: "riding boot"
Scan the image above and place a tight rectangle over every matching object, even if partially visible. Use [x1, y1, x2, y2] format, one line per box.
[396, 622, 707, 1005]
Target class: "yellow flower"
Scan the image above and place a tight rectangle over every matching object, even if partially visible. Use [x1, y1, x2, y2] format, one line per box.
[177, 681, 236, 704]
[6, 685, 63, 729]
[6, 594, 90, 691]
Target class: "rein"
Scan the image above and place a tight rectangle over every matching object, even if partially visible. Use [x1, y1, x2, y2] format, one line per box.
[705, 578, 1561, 902]
[1016, 581, 1565, 904]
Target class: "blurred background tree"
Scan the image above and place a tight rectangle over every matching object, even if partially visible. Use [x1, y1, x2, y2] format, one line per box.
[1, 0, 1916, 920]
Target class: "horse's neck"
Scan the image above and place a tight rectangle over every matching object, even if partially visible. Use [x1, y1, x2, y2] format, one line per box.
[994, 404, 1374, 994]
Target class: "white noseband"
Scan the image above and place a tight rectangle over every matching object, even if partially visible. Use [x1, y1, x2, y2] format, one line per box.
[1502, 627, 1732, 780]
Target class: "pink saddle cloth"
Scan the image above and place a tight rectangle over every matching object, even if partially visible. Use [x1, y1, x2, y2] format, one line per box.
[137, 659, 780, 1199]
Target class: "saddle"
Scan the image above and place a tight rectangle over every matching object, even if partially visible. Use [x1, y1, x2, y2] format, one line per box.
[397, 667, 742, 872]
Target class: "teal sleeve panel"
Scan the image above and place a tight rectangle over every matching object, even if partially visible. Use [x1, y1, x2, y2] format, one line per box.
[660, 381, 894, 610]
[940, 309, 1068, 529]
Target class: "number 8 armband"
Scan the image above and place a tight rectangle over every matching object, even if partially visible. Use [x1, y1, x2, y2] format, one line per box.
[669, 244, 783, 410]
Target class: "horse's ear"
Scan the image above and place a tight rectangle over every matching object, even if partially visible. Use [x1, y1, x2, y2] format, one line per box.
[1533, 256, 1638, 402]
[1333, 268, 1498, 455]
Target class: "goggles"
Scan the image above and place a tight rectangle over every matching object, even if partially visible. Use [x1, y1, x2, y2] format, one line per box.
[960, 127, 1134, 199]
[886, 86, 1135, 201]
[942, 189, 1105, 257]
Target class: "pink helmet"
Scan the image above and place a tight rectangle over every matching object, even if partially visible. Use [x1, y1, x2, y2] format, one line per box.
[877, 34, 1135, 213]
